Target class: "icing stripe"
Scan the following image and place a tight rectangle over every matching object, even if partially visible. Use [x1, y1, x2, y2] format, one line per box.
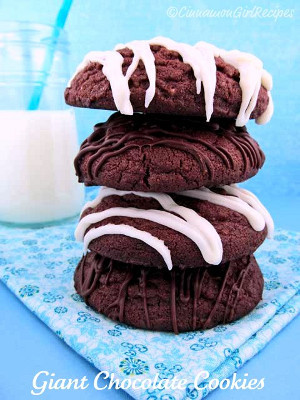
[81, 187, 219, 251]
[148, 37, 216, 121]
[68, 51, 133, 115]
[79, 187, 222, 263]
[83, 224, 172, 270]
[179, 185, 273, 237]
[68, 36, 273, 126]
[81, 188, 222, 252]
[82, 185, 272, 236]
[197, 43, 271, 126]
[222, 184, 274, 238]
[256, 92, 274, 125]
[75, 185, 273, 269]
[116, 40, 156, 108]
[178, 188, 266, 232]
[76, 205, 222, 265]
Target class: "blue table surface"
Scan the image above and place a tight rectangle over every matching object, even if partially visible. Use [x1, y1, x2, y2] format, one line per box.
[0, 194, 299, 400]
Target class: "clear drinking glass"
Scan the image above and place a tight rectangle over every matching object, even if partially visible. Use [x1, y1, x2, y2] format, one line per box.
[0, 21, 84, 226]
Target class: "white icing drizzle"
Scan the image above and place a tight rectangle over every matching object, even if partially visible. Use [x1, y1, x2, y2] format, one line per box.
[256, 91, 274, 125]
[76, 188, 223, 265]
[178, 187, 271, 234]
[148, 37, 216, 121]
[68, 36, 273, 126]
[75, 185, 273, 269]
[68, 51, 133, 115]
[221, 184, 274, 238]
[115, 40, 156, 108]
[83, 224, 172, 270]
[196, 43, 273, 126]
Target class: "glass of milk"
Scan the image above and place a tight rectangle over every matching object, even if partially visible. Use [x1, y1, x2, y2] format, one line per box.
[0, 22, 84, 226]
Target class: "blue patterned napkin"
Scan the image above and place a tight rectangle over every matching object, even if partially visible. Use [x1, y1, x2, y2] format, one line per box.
[0, 209, 299, 400]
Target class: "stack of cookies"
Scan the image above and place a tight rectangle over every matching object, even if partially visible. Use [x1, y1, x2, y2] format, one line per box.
[65, 37, 274, 333]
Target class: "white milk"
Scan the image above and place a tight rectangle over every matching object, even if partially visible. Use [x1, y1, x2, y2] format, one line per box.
[0, 110, 85, 224]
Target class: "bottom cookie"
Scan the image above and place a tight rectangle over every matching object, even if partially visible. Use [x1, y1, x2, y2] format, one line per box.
[74, 252, 263, 333]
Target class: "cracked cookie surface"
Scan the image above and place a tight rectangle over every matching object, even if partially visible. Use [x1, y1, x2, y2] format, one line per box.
[74, 112, 265, 192]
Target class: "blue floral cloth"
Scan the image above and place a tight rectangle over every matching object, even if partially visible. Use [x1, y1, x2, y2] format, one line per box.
[0, 205, 299, 400]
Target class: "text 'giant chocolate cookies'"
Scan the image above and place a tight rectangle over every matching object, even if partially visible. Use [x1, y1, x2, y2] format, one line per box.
[74, 113, 265, 193]
[74, 252, 264, 333]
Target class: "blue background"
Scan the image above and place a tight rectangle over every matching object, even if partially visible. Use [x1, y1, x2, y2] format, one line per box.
[0, 0, 299, 399]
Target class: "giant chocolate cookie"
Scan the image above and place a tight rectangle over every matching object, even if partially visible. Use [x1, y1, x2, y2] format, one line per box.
[77, 190, 269, 269]
[74, 252, 264, 333]
[65, 45, 269, 121]
[74, 113, 265, 192]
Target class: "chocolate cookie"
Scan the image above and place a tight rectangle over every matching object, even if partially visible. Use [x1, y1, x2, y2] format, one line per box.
[75, 187, 272, 269]
[74, 252, 264, 333]
[74, 113, 265, 192]
[65, 44, 270, 124]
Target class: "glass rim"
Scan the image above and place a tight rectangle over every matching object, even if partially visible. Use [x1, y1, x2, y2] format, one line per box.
[0, 20, 69, 44]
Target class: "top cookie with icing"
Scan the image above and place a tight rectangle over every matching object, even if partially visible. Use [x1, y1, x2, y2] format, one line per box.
[65, 37, 273, 126]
